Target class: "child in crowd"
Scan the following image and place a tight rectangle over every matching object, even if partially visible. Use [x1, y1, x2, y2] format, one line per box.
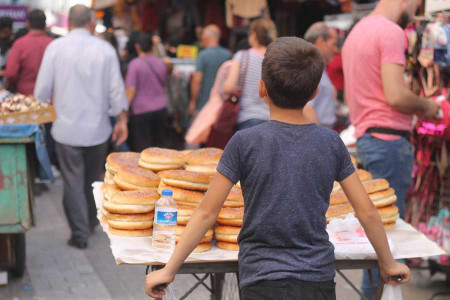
[145, 37, 410, 299]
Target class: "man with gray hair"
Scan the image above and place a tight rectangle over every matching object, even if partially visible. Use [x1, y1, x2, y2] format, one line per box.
[34, 5, 128, 249]
[304, 22, 338, 128]
[189, 24, 231, 116]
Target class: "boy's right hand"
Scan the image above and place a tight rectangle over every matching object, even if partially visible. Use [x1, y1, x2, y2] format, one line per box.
[145, 268, 175, 299]
[379, 261, 410, 284]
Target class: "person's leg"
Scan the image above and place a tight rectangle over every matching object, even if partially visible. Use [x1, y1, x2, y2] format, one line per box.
[83, 141, 109, 233]
[153, 108, 169, 148]
[129, 113, 152, 152]
[236, 119, 266, 131]
[241, 279, 289, 300]
[241, 279, 336, 300]
[55, 142, 89, 247]
[356, 133, 413, 300]
[44, 123, 59, 168]
[297, 279, 336, 300]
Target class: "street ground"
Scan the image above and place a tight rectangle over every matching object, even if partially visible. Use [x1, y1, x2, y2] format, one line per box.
[0, 179, 448, 300]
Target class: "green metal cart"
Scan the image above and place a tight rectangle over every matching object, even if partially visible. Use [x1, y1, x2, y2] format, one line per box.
[0, 136, 38, 277]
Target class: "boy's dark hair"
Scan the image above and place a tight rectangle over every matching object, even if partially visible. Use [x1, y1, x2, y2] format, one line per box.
[28, 9, 46, 30]
[262, 37, 324, 109]
[0, 17, 12, 30]
[136, 32, 153, 52]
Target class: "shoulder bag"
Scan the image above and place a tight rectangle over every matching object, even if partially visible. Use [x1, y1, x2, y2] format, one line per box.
[206, 50, 250, 149]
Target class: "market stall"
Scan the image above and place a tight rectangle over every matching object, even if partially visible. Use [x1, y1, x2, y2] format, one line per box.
[0, 94, 55, 280]
[93, 182, 445, 300]
[93, 148, 446, 300]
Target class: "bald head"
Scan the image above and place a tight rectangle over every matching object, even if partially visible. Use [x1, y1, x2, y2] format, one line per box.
[69, 4, 93, 29]
[304, 22, 331, 45]
[201, 24, 220, 47]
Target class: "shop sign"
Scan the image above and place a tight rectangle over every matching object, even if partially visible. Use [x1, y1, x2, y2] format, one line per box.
[176, 45, 198, 59]
[0, 5, 27, 23]
[425, 0, 450, 14]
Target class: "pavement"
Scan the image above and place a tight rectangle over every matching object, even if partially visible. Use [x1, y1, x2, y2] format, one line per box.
[0, 179, 449, 300]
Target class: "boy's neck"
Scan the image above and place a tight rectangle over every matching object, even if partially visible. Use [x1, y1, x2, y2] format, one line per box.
[269, 105, 313, 125]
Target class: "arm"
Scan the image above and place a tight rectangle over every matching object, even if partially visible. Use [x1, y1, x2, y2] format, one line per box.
[5, 44, 20, 89]
[340, 173, 410, 284]
[162, 56, 173, 73]
[34, 45, 55, 102]
[189, 71, 203, 116]
[112, 110, 128, 146]
[223, 59, 240, 94]
[109, 50, 129, 146]
[381, 64, 439, 119]
[125, 87, 136, 104]
[146, 173, 233, 298]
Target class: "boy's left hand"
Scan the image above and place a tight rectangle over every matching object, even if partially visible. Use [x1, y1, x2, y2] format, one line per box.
[145, 268, 175, 298]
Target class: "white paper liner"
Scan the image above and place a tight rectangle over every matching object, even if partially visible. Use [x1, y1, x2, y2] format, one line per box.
[93, 182, 446, 265]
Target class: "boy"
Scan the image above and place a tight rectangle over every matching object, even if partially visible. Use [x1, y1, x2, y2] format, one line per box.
[145, 37, 410, 299]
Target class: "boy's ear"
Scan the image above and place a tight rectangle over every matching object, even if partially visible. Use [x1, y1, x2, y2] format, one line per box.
[309, 85, 320, 101]
[258, 80, 267, 99]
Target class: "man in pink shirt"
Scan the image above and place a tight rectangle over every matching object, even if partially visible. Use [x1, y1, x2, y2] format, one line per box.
[6, 9, 53, 95]
[342, 0, 439, 298]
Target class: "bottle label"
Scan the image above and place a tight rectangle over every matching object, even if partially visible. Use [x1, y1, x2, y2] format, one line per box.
[155, 209, 177, 226]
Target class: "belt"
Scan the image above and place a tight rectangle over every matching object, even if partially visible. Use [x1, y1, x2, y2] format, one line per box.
[366, 127, 411, 140]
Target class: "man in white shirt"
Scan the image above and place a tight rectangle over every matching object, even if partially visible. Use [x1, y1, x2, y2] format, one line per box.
[304, 22, 338, 128]
[34, 5, 128, 249]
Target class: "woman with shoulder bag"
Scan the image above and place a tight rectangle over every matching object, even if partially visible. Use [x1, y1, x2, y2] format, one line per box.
[125, 32, 169, 152]
[223, 18, 277, 131]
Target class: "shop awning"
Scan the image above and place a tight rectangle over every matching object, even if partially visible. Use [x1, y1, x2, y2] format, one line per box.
[92, 0, 118, 10]
[425, 0, 450, 14]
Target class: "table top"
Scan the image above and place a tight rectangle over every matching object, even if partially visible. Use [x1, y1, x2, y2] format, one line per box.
[93, 182, 447, 266]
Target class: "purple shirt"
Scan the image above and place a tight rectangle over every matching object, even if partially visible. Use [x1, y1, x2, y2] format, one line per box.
[125, 55, 168, 115]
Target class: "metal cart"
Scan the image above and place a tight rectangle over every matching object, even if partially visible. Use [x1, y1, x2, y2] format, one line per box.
[0, 136, 37, 278]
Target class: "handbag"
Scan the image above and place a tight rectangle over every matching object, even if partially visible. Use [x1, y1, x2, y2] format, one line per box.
[206, 51, 250, 149]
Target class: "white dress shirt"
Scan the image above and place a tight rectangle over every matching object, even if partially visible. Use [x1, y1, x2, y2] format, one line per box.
[34, 28, 128, 147]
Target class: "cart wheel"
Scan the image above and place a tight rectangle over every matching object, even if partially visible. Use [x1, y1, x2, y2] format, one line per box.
[11, 233, 26, 277]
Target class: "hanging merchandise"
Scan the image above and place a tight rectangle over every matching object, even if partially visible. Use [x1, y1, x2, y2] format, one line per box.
[225, 0, 270, 28]
[405, 15, 450, 278]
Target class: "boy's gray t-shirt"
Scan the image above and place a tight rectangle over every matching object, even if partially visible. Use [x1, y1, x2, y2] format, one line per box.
[217, 121, 355, 288]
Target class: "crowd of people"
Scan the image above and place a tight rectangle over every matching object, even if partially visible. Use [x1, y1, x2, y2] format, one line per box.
[0, 0, 443, 299]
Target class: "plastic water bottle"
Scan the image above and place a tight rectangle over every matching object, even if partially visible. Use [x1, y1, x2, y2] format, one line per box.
[153, 189, 177, 254]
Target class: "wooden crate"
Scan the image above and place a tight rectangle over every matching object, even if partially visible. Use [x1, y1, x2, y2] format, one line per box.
[0, 106, 56, 125]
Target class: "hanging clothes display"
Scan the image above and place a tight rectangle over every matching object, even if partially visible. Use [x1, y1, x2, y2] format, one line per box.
[405, 15, 450, 270]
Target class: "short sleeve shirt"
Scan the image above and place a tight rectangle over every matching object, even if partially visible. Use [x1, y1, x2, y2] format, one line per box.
[342, 15, 411, 140]
[233, 49, 270, 123]
[217, 121, 355, 288]
[195, 46, 231, 110]
[125, 55, 168, 115]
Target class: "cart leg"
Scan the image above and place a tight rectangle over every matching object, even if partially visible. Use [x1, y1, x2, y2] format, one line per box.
[236, 272, 241, 300]
[211, 273, 225, 300]
[376, 275, 385, 300]
[11, 233, 26, 278]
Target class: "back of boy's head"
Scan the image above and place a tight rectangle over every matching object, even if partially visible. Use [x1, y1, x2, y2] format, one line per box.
[262, 37, 324, 109]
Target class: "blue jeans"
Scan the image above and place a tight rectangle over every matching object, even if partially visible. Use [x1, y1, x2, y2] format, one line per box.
[356, 133, 413, 300]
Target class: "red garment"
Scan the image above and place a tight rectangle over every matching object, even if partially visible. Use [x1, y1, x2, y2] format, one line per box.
[327, 54, 344, 91]
[5, 32, 53, 95]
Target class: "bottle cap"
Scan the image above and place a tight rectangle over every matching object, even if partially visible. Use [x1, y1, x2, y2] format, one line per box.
[161, 189, 173, 196]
